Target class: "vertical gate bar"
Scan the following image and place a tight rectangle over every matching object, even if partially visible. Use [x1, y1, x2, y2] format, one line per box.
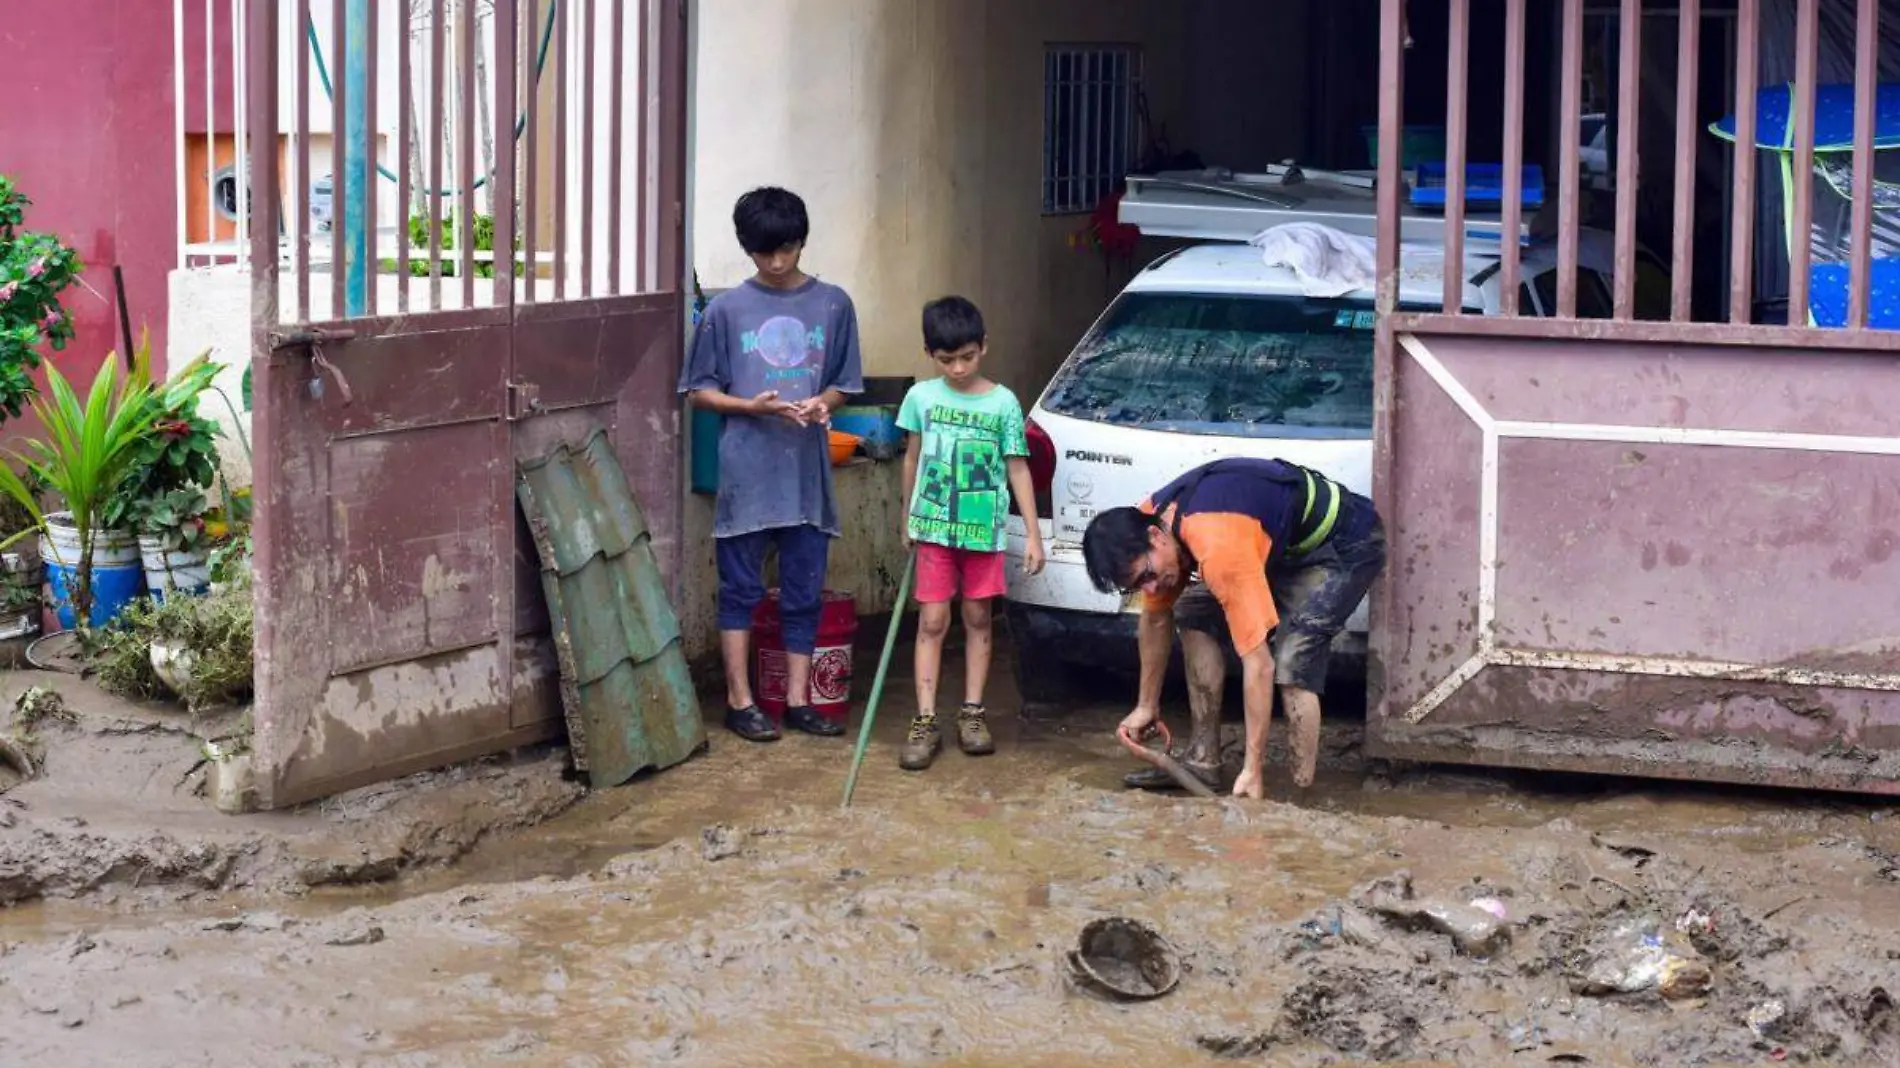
[296, 0, 312, 321]
[1671, 0, 1702, 322]
[580, 0, 595, 297]
[342, 0, 370, 315]
[493, 0, 518, 308]
[1850, 0, 1879, 329]
[246, 0, 283, 812]
[233, 0, 246, 260]
[523, 0, 541, 301]
[1375, 0, 1405, 314]
[1499, 0, 1526, 317]
[363, 0, 379, 317]
[608, 0, 625, 295]
[1612, 0, 1642, 319]
[428, 0, 445, 311]
[249, 0, 281, 326]
[1786, 0, 1819, 326]
[1730, 0, 1760, 324]
[1557, 0, 1584, 318]
[205, 0, 215, 259]
[658, 0, 685, 293]
[554, 0, 569, 300]
[398, 0, 413, 312]
[331, 0, 348, 318]
[635, 0, 652, 292]
[173, 0, 186, 268]
[1443, 0, 1470, 314]
[458, 0, 476, 307]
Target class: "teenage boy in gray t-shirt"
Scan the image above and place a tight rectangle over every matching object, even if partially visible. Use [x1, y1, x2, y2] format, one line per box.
[678, 187, 865, 743]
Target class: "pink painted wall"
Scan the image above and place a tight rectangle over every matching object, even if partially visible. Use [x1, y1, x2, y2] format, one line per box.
[1, 0, 179, 409]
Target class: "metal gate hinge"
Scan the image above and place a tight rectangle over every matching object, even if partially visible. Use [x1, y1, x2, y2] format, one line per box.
[507, 379, 543, 421]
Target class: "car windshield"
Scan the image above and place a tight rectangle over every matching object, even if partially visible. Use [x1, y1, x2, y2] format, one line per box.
[1040, 291, 1385, 437]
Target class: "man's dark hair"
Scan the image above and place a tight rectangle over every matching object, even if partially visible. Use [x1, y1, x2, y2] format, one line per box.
[733, 187, 810, 254]
[922, 295, 986, 353]
[1083, 506, 1158, 594]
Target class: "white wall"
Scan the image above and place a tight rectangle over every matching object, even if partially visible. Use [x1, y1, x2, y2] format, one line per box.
[690, 0, 1197, 401]
[166, 266, 253, 489]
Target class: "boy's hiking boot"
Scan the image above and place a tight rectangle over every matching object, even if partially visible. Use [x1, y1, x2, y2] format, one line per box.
[725, 706, 780, 743]
[956, 703, 996, 756]
[899, 713, 942, 771]
[785, 704, 844, 737]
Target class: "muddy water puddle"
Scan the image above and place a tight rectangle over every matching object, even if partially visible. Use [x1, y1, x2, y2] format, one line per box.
[3, 703, 1899, 1065]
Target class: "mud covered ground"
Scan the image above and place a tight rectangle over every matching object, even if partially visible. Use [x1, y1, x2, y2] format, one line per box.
[0, 670, 583, 908]
[2, 652, 1899, 1065]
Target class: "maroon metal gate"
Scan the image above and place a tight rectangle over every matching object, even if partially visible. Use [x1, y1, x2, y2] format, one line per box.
[244, 0, 686, 808]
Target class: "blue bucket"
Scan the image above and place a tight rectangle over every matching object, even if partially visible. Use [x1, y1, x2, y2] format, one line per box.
[39, 515, 146, 629]
[832, 405, 902, 461]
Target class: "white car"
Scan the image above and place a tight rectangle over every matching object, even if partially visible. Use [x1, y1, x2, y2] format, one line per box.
[1002, 234, 1620, 705]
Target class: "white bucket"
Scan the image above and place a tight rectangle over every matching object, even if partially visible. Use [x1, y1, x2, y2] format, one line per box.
[40, 513, 140, 568]
[137, 535, 212, 601]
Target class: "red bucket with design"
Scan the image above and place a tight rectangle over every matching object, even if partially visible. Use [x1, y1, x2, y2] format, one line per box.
[752, 589, 858, 725]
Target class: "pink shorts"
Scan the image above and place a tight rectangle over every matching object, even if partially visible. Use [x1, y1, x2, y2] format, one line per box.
[914, 543, 1008, 604]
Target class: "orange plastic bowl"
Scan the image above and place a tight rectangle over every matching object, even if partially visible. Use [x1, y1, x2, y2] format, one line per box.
[828, 430, 861, 466]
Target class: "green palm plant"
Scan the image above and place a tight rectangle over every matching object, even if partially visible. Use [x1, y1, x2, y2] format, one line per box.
[0, 338, 216, 628]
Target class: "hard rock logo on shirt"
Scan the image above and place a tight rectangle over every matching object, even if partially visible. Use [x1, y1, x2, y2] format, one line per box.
[742, 315, 823, 396]
[912, 405, 1010, 550]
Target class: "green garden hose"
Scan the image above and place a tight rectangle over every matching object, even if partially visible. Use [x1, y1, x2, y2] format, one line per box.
[841, 551, 914, 808]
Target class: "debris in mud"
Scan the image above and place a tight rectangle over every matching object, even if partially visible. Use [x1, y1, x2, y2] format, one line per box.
[700, 824, 744, 862]
[1567, 914, 1711, 1000]
[1195, 1030, 1277, 1058]
[1747, 999, 1788, 1041]
[1067, 916, 1181, 1000]
[323, 923, 386, 947]
[1277, 962, 1425, 1061]
[1355, 871, 1510, 958]
[13, 687, 72, 731]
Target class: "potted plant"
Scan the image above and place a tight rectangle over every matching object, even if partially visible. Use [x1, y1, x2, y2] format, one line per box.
[0, 341, 217, 630]
[102, 353, 222, 602]
[129, 486, 213, 600]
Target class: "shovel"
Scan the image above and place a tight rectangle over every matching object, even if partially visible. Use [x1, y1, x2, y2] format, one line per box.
[841, 551, 914, 808]
[1116, 720, 1219, 799]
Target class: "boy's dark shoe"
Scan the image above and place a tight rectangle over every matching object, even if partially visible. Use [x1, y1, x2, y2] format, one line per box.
[956, 703, 995, 756]
[899, 714, 942, 771]
[1123, 753, 1221, 792]
[785, 705, 844, 737]
[725, 706, 780, 743]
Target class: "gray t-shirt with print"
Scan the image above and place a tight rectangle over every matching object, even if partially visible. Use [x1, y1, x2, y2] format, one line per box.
[677, 277, 864, 539]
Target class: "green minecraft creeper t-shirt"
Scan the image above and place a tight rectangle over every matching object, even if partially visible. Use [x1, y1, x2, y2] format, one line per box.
[897, 378, 1029, 553]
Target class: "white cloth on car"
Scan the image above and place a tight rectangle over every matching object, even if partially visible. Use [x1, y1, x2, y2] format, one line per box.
[1248, 222, 1378, 298]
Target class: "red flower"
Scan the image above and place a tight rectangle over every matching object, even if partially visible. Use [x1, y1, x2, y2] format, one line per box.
[154, 418, 192, 438]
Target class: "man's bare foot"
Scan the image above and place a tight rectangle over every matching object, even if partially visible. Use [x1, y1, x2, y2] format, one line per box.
[1232, 766, 1265, 799]
[1292, 764, 1316, 790]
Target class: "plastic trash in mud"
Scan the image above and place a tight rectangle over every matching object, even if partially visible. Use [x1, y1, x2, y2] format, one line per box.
[1747, 1000, 1787, 1041]
[1066, 916, 1182, 1000]
[1355, 871, 1511, 958]
[1569, 915, 1712, 1000]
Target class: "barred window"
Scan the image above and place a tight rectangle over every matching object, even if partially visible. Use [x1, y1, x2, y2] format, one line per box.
[1042, 44, 1141, 215]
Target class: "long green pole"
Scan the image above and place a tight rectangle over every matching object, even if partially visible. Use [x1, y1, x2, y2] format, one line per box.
[841, 552, 914, 808]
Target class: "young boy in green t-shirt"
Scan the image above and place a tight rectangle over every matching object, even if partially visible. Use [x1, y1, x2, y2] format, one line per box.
[896, 297, 1046, 771]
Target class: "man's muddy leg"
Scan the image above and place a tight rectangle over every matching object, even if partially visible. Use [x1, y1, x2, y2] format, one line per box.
[1181, 628, 1226, 769]
[1281, 685, 1321, 789]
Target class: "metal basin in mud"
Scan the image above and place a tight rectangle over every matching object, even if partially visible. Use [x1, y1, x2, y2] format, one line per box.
[1068, 916, 1182, 1000]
